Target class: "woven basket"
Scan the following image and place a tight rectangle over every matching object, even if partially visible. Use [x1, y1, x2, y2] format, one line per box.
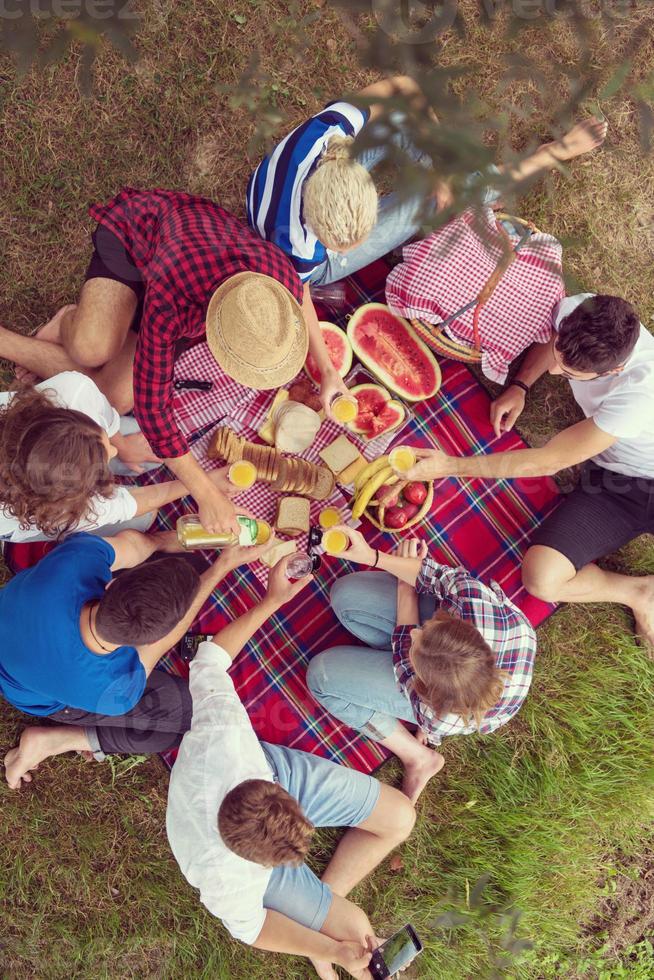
[364, 482, 434, 532]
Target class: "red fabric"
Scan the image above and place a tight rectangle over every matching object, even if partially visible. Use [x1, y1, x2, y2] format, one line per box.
[385, 208, 565, 384]
[89, 188, 303, 459]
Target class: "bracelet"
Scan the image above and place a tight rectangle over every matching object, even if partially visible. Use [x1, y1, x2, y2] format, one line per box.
[507, 379, 530, 396]
[371, 549, 380, 569]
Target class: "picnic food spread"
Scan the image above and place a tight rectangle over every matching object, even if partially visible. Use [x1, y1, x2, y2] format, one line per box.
[345, 382, 404, 440]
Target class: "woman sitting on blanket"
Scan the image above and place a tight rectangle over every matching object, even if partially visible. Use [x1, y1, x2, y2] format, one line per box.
[0, 372, 235, 543]
[307, 529, 537, 804]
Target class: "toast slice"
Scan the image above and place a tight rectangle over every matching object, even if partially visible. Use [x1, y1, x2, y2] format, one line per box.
[319, 434, 361, 475]
[275, 496, 311, 537]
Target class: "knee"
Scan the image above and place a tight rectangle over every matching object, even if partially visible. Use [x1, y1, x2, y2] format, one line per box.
[341, 901, 373, 945]
[306, 652, 330, 701]
[521, 547, 562, 603]
[387, 791, 417, 842]
[330, 573, 359, 619]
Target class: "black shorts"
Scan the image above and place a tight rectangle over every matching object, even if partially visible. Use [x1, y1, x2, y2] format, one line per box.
[531, 461, 654, 570]
[84, 224, 145, 332]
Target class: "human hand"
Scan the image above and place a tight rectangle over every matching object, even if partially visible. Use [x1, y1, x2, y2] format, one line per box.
[207, 465, 242, 498]
[432, 177, 454, 211]
[198, 486, 239, 535]
[217, 532, 277, 574]
[265, 553, 313, 607]
[333, 940, 373, 979]
[404, 447, 453, 481]
[112, 431, 161, 474]
[320, 369, 350, 419]
[394, 538, 428, 561]
[489, 386, 526, 439]
[330, 525, 377, 566]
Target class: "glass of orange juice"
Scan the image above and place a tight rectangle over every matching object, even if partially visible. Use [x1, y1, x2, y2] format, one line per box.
[322, 527, 349, 555]
[389, 445, 416, 474]
[331, 395, 358, 424]
[228, 459, 257, 489]
[319, 507, 341, 529]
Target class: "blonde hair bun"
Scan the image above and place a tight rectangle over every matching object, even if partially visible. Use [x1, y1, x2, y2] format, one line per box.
[303, 134, 378, 252]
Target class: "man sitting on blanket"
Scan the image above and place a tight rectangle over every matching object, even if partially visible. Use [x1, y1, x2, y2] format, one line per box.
[167, 552, 416, 980]
[403, 293, 654, 652]
[2, 531, 271, 789]
[0, 188, 327, 537]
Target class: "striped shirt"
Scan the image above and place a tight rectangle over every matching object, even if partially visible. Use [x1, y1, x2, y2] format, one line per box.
[392, 557, 537, 745]
[246, 101, 370, 282]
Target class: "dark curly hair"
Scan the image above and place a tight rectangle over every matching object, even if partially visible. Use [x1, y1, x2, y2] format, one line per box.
[0, 386, 115, 537]
[556, 295, 640, 373]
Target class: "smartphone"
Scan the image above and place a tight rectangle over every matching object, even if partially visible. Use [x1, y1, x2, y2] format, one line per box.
[369, 924, 423, 979]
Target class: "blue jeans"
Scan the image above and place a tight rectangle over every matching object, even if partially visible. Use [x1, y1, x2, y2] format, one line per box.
[306, 572, 436, 741]
[261, 742, 381, 930]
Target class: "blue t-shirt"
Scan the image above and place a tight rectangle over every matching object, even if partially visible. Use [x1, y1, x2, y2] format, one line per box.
[246, 101, 370, 282]
[0, 534, 146, 717]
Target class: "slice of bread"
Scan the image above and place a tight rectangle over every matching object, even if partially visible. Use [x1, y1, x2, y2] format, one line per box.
[258, 389, 290, 445]
[275, 496, 311, 537]
[337, 453, 367, 485]
[319, 434, 361, 475]
[261, 539, 297, 568]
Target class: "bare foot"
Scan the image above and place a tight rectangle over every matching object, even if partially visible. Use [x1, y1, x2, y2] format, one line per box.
[401, 749, 445, 805]
[33, 304, 76, 344]
[310, 959, 338, 980]
[4, 725, 84, 789]
[632, 579, 654, 658]
[541, 116, 608, 163]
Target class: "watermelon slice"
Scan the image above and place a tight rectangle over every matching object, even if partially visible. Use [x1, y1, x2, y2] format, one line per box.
[348, 303, 441, 401]
[304, 321, 353, 386]
[347, 383, 404, 439]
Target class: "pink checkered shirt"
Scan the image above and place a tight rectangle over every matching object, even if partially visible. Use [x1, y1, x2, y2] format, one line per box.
[392, 557, 537, 745]
[385, 208, 565, 384]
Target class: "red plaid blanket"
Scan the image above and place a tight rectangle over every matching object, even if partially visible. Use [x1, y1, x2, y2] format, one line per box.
[4, 257, 560, 774]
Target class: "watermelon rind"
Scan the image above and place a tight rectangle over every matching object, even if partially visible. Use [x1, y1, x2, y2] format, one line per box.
[346, 382, 405, 438]
[304, 321, 353, 386]
[347, 303, 442, 402]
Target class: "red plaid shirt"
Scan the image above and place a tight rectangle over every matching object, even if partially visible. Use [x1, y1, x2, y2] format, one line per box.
[89, 188, 303, 458]
[393, 557, 537, 745]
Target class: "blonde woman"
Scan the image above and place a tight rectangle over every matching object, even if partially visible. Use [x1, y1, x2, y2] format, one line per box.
[307, 531, 537, 804]
[247, 76, 607, 415]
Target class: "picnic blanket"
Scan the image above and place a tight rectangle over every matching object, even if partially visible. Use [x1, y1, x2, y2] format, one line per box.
[385, 207, 565, 384]
[4, 256, 560, 774]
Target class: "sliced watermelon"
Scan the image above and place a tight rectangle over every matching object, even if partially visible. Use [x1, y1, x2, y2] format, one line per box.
[304, 321, 353, 386]
[347, 383, 404, 439]
[348, 303, 441, 401]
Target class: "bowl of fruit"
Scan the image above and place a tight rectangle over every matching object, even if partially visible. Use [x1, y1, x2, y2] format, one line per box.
[350, 457, 433, 532]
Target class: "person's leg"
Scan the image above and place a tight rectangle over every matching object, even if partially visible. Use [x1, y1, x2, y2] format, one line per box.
[330, 570, 435, 649]
[523, 546, 654, 652]
[525, 465, 654, 652]
[60, 277, 138, 368]
[4, 725, 91, 789]
[0, 323, 83, 380]
[306, 646, 445, 804]
[90, 327, 137, 415]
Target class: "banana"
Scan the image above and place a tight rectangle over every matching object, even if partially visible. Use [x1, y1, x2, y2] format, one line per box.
[352, 465, 394, 519]
[354, 455, 389, 495]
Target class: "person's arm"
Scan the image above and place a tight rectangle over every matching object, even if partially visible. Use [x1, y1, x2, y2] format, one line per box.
[327, 526, 427, 587]
[253, 911, 371, 976]
[489, 339, 555, 438]
[102, 528, 164, 571]
[499, 117, 607, 184]
[128, 465, 239, 519]
[301, 283, 349, 416]
[165, 452, 239, 535]
[359, 75, 434, 120]
[404, 417, 617, 483]
[211, 554, 313, 663]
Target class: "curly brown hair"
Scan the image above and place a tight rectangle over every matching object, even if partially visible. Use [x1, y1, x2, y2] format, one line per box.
[218, 779, 314, 867]
[411, 612, 508, 730]
[0, 386, 115, 537]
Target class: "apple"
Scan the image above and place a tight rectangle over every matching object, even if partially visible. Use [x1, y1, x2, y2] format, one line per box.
[404, 481, 427, 506]
[399, 501, 419, 520]
[385, 505, 409, 529]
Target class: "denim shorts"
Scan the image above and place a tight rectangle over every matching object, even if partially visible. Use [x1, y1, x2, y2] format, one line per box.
[260, 742, 381, 930]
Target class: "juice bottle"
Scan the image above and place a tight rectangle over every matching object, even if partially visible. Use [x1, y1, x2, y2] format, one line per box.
[177, 515, 272, 550]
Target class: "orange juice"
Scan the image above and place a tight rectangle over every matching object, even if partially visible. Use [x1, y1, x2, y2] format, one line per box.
[322, 528, 348, 555]
[389, 446, 416, 473]
[319, 507, 341, 530]
[331, 395, 358, 424]
[229, 459, 257, 489]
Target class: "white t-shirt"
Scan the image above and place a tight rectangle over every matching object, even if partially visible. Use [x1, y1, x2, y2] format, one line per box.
[0, 372, 137, 541]
[554, 295, 654, 479]
[166, 641, 274, 945]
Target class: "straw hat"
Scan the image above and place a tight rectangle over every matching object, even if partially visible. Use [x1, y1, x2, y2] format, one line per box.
[205, 272, 308, 389]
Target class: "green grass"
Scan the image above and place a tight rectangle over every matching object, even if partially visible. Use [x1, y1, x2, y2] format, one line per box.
[2, 2, 654, 978]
